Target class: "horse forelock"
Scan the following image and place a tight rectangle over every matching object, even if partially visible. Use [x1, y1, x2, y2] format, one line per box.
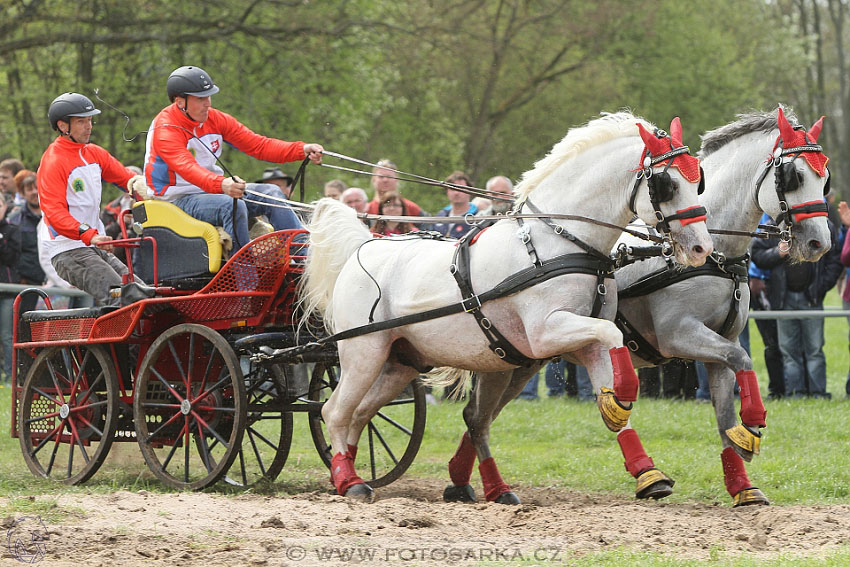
[699, 106, 800, 158]
[514, 111, 654, 202]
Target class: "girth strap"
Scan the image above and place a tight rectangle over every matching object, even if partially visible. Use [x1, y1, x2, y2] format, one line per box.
[616, 254, 749, 363]
[451, 223, 614, 366]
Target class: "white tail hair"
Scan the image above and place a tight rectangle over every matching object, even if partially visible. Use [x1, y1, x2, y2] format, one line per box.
[297, 198, 372, 332]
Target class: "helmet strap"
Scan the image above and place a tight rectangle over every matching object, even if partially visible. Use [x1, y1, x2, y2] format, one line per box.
[177, 96, 201, 123]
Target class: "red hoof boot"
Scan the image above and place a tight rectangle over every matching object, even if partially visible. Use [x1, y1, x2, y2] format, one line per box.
[330, 452, 368, 499]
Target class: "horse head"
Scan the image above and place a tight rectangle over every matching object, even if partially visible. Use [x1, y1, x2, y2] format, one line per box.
[632, 117, 713, 267]
[758, 107, 832, 262]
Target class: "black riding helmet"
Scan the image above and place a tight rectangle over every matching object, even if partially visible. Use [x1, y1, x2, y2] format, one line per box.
[167, 66, 219, 101]
[48, 93, 101, 131]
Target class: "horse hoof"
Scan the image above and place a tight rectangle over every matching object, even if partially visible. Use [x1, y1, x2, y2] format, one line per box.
[733, 487, 769, 507]
[635, 468, 675, 500]
[494, 491, 521, 505]
[345, 483, 374, 502]
[443, 484, 477, 503]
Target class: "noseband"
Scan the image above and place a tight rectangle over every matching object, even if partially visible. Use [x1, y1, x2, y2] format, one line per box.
[628, 129, 707, 237]
[754, 133, 829, 243]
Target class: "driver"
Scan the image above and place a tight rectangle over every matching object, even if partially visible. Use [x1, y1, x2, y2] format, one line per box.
[144, 65, 324, 251]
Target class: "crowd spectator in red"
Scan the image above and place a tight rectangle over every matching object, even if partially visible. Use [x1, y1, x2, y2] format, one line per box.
[365, 159, 423, 217]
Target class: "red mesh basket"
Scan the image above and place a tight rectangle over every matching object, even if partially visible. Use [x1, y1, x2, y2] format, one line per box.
[29, 318, 96, 342]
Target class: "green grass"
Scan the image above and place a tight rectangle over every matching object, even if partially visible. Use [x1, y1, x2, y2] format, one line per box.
[1, 290, 850, 565]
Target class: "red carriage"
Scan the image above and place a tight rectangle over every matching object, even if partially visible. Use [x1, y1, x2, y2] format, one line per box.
[9, 202, 426, 490]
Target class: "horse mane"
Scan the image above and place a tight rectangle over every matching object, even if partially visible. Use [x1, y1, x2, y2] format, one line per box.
[513, 111, 653, 203]
[699, 105, 800, 157]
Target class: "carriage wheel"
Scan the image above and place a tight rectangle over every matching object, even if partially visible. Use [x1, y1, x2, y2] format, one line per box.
[307, 363, 426, 488]
[18, 345, 118, 485]
[222, 363, 293, 488]
[133, 324, 246, 490]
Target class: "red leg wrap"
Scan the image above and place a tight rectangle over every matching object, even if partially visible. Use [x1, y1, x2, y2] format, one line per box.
[478, 457, 511, 501]
[721, 447, 752, 497]
[348, 444, 358, 461]
[736, 370, 766, 427]
[610, 346, 639, 402]
[617, 428, 654, 477]
[330, 451, 364, 496]
[448, 432, 477, 486]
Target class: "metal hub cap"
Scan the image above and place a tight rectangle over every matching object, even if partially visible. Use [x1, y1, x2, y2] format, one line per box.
[180, 399, 192, 415]
[59, 404, 70, 419]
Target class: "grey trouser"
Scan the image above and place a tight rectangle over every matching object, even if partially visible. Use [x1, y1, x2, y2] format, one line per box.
[51, 247, 139, 306]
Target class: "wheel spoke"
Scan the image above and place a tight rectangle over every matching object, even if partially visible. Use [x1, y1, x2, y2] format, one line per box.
[246, 425, 278, 453]
[66, 417, 91, 465]
[30, 421, 62, 457]
[374, 410, 414, 436]
[31, 386, 63, 407]
[44, 358, 68, 405]
[160, 418, 187, 471]
[25, 411, 61, 426]
[144, 407, 184, 444]
[151, 366, 186, 403]
[190, 410, 230, 449]
[68, 348, 93, 403]
[45, 422, 65, 476]
[72, 413, 104, 439]
[194, 375, 233, 406]
[183, 416, 190, 483]
[367, 419, 400, 466]
[75, 370, 106, 407]
[167, 339, 189, 393]
[195, 421, 214, 473]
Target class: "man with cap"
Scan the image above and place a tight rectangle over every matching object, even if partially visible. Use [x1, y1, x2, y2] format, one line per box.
[256, 167, 294, 198]
[144, 65, 323, 251]
[37, 92, 147, 305]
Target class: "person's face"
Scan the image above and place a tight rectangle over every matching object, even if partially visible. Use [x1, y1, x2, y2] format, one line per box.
[182, 95, 212, 123]
[324, 186, 341, 200]
[447, 180, 470, 207]
[0, 169, 13, 194]
[491, 178, 512, 196]
[372, 167, 398, 199]
[22, 183, 39, 207]
[343, 191, 366, 213]
[382, 199, 403, 215]
[60, 116, 94, 144]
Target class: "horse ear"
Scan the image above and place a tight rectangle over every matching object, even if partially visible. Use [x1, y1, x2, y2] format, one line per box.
[809, 116, 825, 142]
[777, 107, 796, 145]
[669, 116, 683, 146]
[637, 123, 667, 155]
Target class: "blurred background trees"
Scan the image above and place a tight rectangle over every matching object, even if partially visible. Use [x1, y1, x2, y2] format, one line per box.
[0, 0, 844, 211]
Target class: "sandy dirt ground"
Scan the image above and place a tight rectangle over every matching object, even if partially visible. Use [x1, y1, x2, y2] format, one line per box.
[2, 478, 850, 566]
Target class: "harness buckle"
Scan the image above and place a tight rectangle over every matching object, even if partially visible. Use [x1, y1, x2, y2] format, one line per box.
[461, 294, 482, 313]
[627, 340, 639, 352]
[597, 282, 607, 296]
[655, 210, 665, 223]
[494, 347, 507, 359]
[449, 264, 458, 275]
[481, 317, 492, 329]
[733, 288, 743, 301]
[779, 200, 789, 213]
[661, 241, 674, 258]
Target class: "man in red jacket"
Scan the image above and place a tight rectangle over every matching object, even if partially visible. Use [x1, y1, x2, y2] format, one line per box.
[144, 66, 323, 251]
[37, 93, 147, 305]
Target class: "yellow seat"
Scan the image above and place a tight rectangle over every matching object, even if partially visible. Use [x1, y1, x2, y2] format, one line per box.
[132, 200, 224, 283]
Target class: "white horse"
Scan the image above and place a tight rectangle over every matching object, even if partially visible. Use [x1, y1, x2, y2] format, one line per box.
[300, 112, 713, 502]
[614, 107, 832, 506]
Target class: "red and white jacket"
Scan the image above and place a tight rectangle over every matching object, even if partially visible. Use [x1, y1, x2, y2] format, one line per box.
[144, 103, 306, 201]
[37, 136, 134, 260]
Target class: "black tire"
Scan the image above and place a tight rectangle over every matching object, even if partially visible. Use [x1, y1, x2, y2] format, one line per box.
[133, 324, 246, 490]
[222, 362, 293, 487]
[307, 363, 426, 488]
[18, 345, 118, 485]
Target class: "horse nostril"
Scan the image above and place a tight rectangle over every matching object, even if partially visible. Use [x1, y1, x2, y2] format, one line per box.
[693, 245, 705, 256]
[809, 239, 822, 250]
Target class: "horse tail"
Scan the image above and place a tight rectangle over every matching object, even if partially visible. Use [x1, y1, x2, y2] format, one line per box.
[297, 198, 372, 331]
[422, 367, 474, 401]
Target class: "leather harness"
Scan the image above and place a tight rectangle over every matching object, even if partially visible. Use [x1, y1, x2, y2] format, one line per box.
[615, 253, 749, 365]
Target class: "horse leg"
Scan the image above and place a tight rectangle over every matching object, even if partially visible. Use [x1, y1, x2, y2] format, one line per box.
[577, 344, 674, 500]
[322, 338, 391, 501]
[706, 362, 770, 507]
[445, 370, 519, 504]
[345, 361, 420, 457]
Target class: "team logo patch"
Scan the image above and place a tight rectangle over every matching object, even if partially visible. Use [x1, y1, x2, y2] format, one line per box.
[210, 140, 220, 153]
[189, 147, 197, 158]
[72, 178, 85, 193]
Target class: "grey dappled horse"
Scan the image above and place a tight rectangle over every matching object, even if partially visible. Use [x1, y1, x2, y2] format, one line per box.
[615, 107, 832, 506]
